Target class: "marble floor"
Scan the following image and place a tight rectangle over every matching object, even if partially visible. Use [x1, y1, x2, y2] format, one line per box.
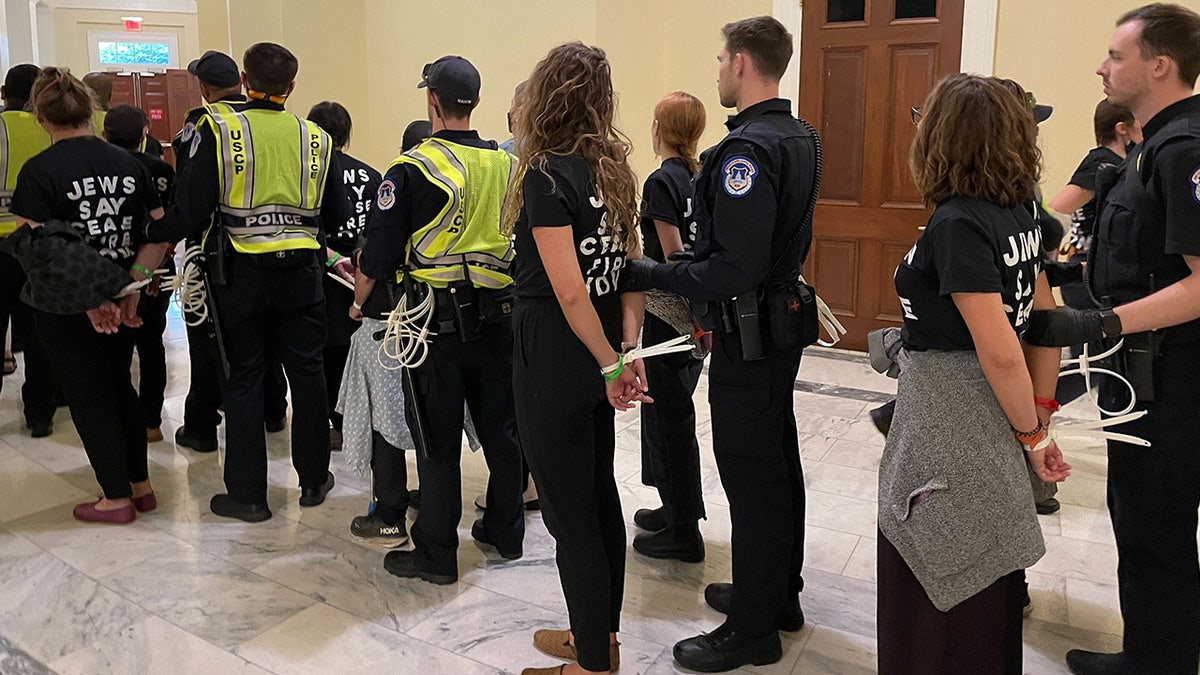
[0, 307, 1127, 674]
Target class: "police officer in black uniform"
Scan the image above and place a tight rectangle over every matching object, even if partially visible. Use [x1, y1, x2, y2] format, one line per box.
[623, 16, 816, 672]
[1022, 5, 1200, 674]
[146, 42, 350, 522]
[171, 49, 290, 454]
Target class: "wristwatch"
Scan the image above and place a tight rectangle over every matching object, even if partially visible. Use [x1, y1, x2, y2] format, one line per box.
[1100, 308, 1123, 338]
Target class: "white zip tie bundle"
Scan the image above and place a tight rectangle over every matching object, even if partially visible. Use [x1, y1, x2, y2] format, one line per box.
[158, 245, 207, 327]
[798, 274, 847, 347]
[1049, 411, 1150, 447]
[1058, 339, 1137, 417]
[377, 283, 436, 370]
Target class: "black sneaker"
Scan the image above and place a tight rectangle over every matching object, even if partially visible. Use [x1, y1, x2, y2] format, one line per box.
[383, 550, 456, 585]
[1036, 498, 1061, 515]
[175, 426, 218, 453]
[471, 519, 522, 560]
[28, 420, 53, 438]
[704, 582, 804, 632]
[350, 514, 408, 548]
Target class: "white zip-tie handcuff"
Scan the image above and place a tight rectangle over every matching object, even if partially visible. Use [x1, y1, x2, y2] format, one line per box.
[326, 272, 355, 291]
[377, 281, 436, 370]
[622, 334, 697, 363]
[1053, 338, 1151, 447]
[157, 245, 208, 326]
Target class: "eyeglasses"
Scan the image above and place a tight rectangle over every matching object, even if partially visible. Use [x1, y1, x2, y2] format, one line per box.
[910, 106, 922, 126]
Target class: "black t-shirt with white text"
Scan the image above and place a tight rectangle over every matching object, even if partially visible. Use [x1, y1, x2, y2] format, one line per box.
[331, 150, 382, 255]
[640, 157, 697, 263]
[11, 136, 159, 267]
[512, 154, 627, 299]
[133, 151, 175, 210]
[894, 197, 1043, 351]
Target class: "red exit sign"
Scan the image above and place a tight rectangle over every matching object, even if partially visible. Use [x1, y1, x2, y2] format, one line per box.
[148, 109, 164, 120]
[122, 16, 142, 31]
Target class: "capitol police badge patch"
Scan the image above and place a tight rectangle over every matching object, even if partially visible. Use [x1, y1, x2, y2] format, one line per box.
[722, 156, 757, 198]
[1191, 165, 1200, 205]
[377, 179, 396, 211]
[188, 132, 202, 158]
[180, 121, 195, 143]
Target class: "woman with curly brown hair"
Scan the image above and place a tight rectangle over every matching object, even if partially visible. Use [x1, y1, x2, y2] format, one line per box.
[505, 42, 648, 675]
[876, 73, 1071, 673]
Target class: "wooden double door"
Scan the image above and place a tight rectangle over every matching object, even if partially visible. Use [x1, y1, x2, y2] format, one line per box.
[102, 70, 201, 166]
[799, 0, 964, 350]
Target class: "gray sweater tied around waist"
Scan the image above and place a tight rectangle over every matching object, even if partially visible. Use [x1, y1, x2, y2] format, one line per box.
[876, 328, 1045, 611]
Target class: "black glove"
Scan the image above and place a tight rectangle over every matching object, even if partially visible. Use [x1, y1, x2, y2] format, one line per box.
[1022, 307, 1105, 347]
[667, 250, 694, 262]
[618, 257, 659, 292]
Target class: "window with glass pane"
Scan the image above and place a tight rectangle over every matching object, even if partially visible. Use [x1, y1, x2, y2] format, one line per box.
[98, 41, 171, 67]
[896, 0, 937, 19]
[828, 0, 866, 22]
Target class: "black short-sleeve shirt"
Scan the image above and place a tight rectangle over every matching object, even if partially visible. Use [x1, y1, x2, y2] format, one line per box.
[1067, 146, 1123, 247]
[894, 197, 1043, 351]
[512, 154, 628, 299]
[640, 157, 697, 263]
[330, 150, 382, 255]
[11, 136, 159, 267]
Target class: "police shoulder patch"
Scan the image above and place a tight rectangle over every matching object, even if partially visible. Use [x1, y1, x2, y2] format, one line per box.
[377, 179, 396, 211]
[722, 155, 757, 198]
[180, 121, 195, 143]
[188, 131, 202, 158]
[1191, 165, 1200, 205]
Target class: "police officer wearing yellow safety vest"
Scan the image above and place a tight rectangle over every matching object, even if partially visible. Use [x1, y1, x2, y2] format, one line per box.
[170, 49, 291, 456]
[355, 55, 524, 584]
[147, 42, 350, 522]
[0, 63, 57, 437]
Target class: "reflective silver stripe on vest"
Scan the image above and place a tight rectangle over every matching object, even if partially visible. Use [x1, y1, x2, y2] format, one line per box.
[410, 249, 511, 269]
[208, 110, 255, 210]
[406, 141, 465, 256]
[218, 204, 321, 218]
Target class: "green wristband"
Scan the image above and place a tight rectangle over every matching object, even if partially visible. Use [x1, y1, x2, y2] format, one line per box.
[131, 264, 153, 279]
[325, 252, 341, 267]
[602, 357, 624, 382]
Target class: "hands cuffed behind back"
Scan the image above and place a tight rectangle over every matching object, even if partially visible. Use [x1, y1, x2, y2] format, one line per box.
[618, 257, 659, 293]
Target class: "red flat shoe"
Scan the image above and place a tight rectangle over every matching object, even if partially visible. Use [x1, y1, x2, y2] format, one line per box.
[73, 500, 136, 524]
[133, 492, 157, 513]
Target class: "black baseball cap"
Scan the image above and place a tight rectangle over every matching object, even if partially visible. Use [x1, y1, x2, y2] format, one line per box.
[417, 55, 480, 107]
[1033, 102, 1053, 123]
[188, 50, 240, 88]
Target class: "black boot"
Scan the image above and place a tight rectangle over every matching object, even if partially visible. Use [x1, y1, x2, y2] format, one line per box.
[633, 506, 669, 531]
[673, 622, 782, 672]
[1065, 650, 1144, 674]
[633, 522, 704, 562]
[704, 582, 805, 632]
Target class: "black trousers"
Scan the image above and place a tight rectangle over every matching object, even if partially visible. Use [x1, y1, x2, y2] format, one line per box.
[323, 343, 349, 431]
[877, 531, 1024, 674]
[135, 287, 172, 429]
[708, 331, 805, 637]
[1100, 341, 1200, 673]
[513, 299, 624, 673]
[407, 321, 524, 575]
[0, 253, 55, 426]
[370, 430, 410, 524]
[639, 314, 705, 523]
[35, 312, 147, 499]
[210, 254, 330, 506]
[182, 315, 289, 433]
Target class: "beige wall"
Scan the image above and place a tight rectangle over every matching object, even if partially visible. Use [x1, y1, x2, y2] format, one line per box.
[50, 8, 200, 74]
[994, 0, 1200, 213]
[195, 0, 770, 180]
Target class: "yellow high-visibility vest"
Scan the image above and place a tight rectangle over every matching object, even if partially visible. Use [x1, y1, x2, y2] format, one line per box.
[0, 111, 51, 236]
[205, 104, 333, 254]
[396, 138, 515, 289]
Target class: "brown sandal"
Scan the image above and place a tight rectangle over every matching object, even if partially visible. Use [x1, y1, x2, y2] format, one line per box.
[532, 629, 620, 671]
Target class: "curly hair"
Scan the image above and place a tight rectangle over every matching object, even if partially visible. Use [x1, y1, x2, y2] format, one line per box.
[502, 42, 639, 248]
[910, 73, 1041, 209]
